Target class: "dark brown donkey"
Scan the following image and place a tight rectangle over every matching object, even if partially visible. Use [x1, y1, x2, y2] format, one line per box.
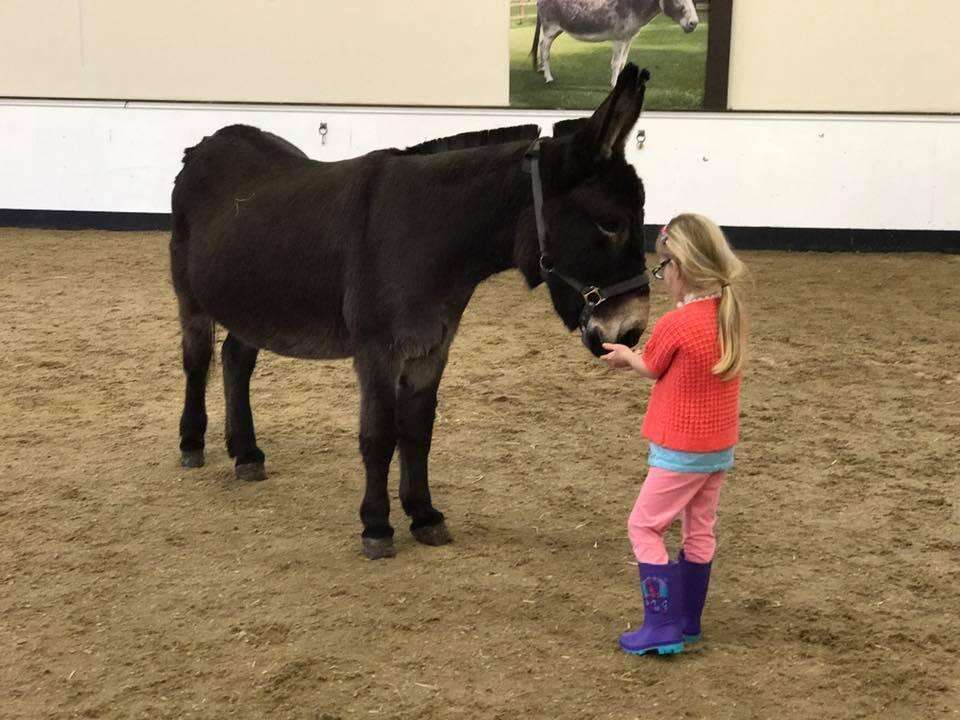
[170, 64, 652, 559]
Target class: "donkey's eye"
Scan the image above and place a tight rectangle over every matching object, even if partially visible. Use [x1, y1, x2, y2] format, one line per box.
[596, 220, 622, 238]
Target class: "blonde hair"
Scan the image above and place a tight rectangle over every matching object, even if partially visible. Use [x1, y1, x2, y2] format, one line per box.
[657, 213, 747, 380]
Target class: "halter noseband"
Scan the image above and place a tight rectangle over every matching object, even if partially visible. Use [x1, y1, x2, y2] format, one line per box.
[521, 139, 650, 330]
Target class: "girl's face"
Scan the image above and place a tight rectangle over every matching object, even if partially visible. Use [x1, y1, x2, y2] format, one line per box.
[657, 252, 687, 304]
[655, 227, 688, 304]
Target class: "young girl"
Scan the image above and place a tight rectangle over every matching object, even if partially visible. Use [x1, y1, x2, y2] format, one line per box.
[601, 213, 747, 656]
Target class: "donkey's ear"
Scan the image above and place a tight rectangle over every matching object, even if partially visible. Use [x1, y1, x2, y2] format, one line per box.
[631, 68, 651, 130]
[581, 64, 647, 162]
[611, 67, 650, 152]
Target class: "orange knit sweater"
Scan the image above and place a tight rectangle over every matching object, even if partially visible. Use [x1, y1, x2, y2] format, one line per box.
[640, 298, 740, 452]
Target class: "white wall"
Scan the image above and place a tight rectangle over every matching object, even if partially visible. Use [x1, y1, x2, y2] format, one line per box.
[0, 1, 507, 106]
[729, 0, 960, 112]
[1, 99, 959, 231]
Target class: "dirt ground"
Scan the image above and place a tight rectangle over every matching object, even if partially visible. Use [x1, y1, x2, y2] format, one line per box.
[1, 228, 958, 720]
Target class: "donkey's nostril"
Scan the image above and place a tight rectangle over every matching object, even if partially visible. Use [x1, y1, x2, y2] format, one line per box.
[619, 328, 642, 349]
[582, 328, 606, 357]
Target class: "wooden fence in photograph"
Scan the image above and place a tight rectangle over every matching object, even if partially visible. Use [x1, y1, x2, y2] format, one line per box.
[510, 0, 711, 25]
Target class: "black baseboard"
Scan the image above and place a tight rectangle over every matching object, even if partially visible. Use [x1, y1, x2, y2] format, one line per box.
[0, 209, 172, 232]
[1, 209, 957, 253]
[715, 226, 959, 253]
[643, 225, 958, 253]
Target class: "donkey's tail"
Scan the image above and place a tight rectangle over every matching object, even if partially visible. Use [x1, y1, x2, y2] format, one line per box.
[174, 137, 207, 185]
[181, 143, 200, 165]
[530, 16, 541, 69]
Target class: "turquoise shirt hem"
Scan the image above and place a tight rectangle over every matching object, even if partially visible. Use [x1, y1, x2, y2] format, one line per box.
[648, 442, 735, 473]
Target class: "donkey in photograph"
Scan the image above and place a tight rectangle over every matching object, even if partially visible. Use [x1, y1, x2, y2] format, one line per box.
[532, 0, 699, 86]
[170, 65, 653, 560]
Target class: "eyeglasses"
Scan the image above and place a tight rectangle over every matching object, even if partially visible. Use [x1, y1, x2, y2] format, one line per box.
[652, 257, 672, 280]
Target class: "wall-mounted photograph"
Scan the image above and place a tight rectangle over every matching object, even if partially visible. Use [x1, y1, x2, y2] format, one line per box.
[510, 0, 712, 110]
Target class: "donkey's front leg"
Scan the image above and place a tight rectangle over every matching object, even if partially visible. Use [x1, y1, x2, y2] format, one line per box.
[610, 40, 632, 87]
[398, 351, 452, 547]
[355, 352, 401, 559]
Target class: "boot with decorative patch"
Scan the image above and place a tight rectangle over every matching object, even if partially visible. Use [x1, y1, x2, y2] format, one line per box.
[619, 562, 685, 656]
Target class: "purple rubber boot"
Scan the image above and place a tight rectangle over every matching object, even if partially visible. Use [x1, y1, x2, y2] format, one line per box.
[619, 562, 685, 656]
[678, 550, 712, 643]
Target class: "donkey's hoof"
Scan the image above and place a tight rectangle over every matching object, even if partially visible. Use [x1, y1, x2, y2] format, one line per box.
[180, 450, 205, 468]
[235, 462, 267, 482]
[412, 521, 453, 547]
[362, 537, 397, 560]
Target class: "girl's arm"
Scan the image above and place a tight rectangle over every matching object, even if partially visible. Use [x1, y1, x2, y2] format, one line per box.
[600, 343, 659, 379]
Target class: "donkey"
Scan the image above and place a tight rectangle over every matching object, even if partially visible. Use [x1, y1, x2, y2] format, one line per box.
[170, 65, 653, 560]
[531, 0, 699, 86]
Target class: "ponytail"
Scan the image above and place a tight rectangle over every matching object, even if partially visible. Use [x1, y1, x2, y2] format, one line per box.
[714, 284, 746, 380]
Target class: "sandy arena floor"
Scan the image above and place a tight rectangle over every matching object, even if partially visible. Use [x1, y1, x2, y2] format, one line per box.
[1, 229, 958, 719]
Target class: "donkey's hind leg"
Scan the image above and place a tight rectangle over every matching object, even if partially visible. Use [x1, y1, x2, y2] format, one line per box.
[171, 229, 214, 469]
[177, 304, 214, 468]
[222, 333, 267, 482]
[540, 25, 563, 83]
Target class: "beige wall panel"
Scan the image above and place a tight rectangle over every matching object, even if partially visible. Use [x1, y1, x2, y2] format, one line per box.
[729, 0, 960, 112]
[0, 1, 508, 106]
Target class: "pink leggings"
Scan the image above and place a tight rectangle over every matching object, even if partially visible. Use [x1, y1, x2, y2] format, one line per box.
[627, 467, 726, 565]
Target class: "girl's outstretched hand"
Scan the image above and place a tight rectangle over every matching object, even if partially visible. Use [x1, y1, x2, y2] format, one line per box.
[600, 343, 635, 370]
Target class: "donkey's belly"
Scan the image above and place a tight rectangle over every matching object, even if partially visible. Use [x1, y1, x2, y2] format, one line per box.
[566, 21, 642, 41]
[191, 251, 354, 360]
[206, 309, 354, 359]
[257, 331, 354, 360]
[566, 30, 618, 42]
[542, 0, 660, 42]
[552, 4, 652, 41]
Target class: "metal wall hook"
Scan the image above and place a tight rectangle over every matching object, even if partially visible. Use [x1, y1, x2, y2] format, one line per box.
[636, 129, 646, 149]
[319, 122, 328, 146]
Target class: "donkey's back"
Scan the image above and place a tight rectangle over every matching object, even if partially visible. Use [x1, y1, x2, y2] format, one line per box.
[173, 125, 315, 219]
[171, 125, 380, 360]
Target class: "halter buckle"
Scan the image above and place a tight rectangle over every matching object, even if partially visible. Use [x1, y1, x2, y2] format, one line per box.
[582, 286, 605, 306]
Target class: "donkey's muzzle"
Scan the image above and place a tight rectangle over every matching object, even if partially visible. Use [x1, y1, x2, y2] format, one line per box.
[582, 325, 643, 358]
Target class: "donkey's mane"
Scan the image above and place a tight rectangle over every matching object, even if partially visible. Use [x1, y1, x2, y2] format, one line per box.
[181, 123, 542, 168]
[397, 124, 541, 156]
[552, 117, 590, 138]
